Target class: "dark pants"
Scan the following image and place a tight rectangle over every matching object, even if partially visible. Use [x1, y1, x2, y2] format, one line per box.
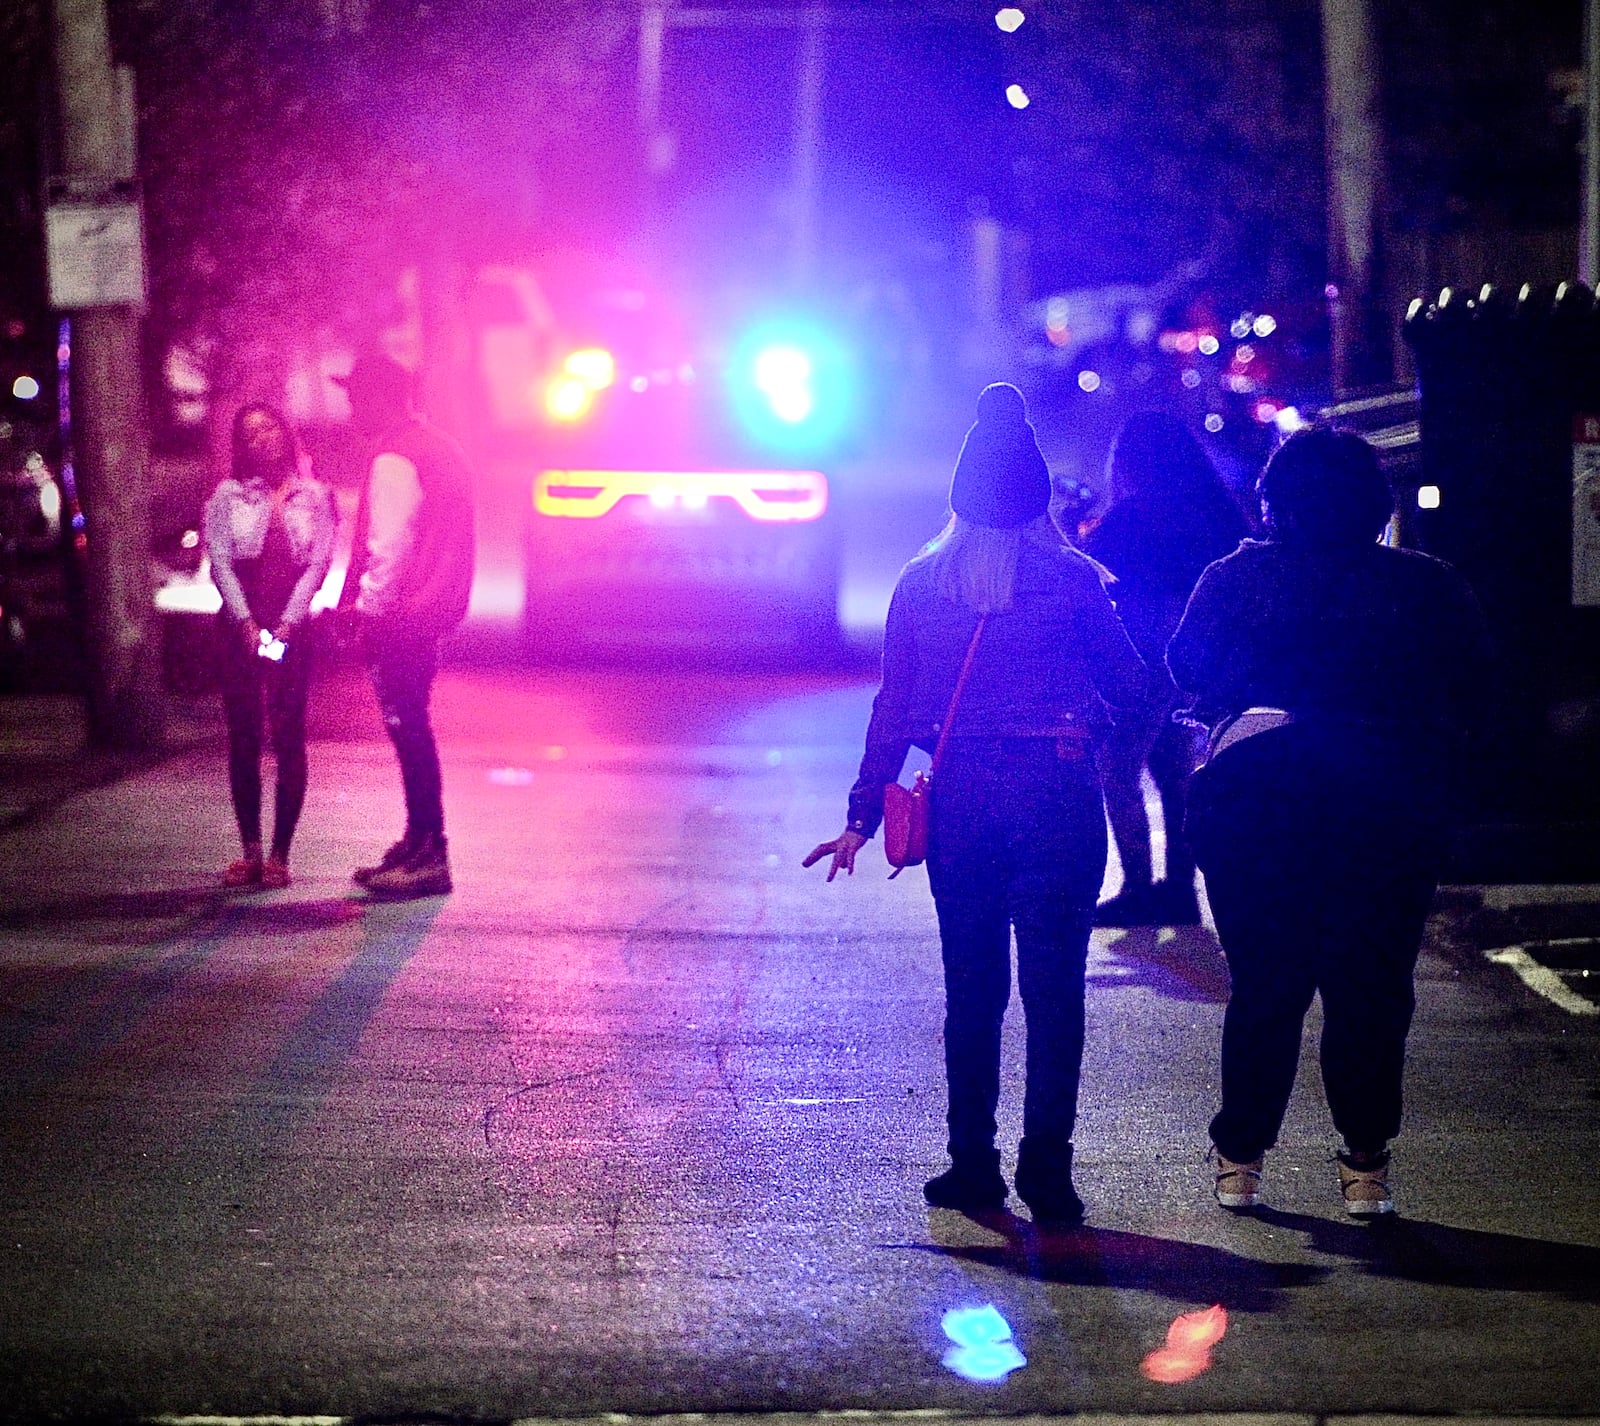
[217, 614, 314, 860]
[1100, 686, 1202, 889]
[364, 624, 445, 840]
[926, 738, 1107, 1163]
[1189, 726, 1445, 1162]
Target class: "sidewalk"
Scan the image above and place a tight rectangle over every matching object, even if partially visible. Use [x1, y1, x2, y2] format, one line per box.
[0, 692, 221, 833]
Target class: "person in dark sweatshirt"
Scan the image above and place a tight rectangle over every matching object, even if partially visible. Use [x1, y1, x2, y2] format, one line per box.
[806, 383, 1150, 1225]
[336, 352, 476, 899]
[1084, 413, 1247, 926]
[1169, 428, 1492, 1217]
[204, 403, 336, 889]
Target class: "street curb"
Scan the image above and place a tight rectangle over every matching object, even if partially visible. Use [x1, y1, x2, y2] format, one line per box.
[138, 1413, 1600, 1426]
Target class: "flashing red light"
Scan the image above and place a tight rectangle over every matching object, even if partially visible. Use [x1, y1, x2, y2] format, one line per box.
[544, 347, 616, 422]
[534, 468, 827, 522]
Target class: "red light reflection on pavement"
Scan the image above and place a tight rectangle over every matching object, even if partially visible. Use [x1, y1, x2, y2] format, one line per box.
[1140, 1303, 1228, 1383]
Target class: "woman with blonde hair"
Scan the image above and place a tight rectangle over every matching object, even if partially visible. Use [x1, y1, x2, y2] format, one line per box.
[806, 383, 1149, 1224]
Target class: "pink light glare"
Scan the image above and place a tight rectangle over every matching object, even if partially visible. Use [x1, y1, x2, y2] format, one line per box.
[1141, 1305, 1228, 1384]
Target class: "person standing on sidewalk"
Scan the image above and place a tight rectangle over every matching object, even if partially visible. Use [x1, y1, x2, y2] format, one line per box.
[1084, 413, 1247, 927]
[205, 404, 336, 889]
[805, 383, 1150, 1225]
[336, 352, 476, 899]
[1169, 429, 1491, 1217]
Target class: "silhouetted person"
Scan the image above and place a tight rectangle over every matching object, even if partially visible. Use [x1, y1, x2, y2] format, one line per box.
[1084, 413, 1246, 926]
[1169, 429, 1491, 1216]
[806, 383, 1149, 1225]
[336, 353, 476, 899]
[205, 404, 335, 889]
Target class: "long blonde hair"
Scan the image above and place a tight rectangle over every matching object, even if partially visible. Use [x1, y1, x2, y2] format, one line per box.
[914, 513, 1062, 613]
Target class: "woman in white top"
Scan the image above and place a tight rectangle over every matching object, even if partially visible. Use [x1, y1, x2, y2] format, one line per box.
[202, 404, 336, 888]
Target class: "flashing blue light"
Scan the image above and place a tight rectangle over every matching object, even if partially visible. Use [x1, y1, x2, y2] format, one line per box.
[730, 320, 854, 453]
[754, 345, 814, 423]
[941, 1304, 1027, 1383]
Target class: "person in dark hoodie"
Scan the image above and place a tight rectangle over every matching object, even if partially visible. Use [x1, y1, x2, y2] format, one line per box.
[336, 352, 476, 899]
[805, 383, 1150, 1225]
[1085, 413, 1248, 926]
[1169, 429, 1491, 1217]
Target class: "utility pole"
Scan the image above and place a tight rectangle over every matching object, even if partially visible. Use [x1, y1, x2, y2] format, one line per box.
[789, 4, 826, 288]
[1582, 0, 1600, 286]
[1322, 0, 1393, 395]
[49, 0, 162, 747]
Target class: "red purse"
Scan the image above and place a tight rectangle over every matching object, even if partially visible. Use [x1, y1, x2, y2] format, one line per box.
[883, 617, 987, 875]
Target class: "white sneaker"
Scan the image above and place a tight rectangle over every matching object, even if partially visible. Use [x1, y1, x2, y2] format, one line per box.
[1214, 1151, 1264, 1209]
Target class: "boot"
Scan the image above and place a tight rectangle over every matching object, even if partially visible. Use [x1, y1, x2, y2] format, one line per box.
[1015, 1137, 1084, 1227]
[353, 835, 415, 887]
[1149, 878, 1201, 925]
[366, 832, 453, 899]
[924, 1146, 1008, 1213]
[1093, 883, 1160, 927]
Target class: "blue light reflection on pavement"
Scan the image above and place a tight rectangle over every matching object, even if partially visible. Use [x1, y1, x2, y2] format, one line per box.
[941, 1303, 1027, 1382]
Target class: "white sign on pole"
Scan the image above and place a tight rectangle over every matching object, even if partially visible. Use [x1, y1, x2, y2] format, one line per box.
[1573, 415, 1600, 608]
[46, 199, 147, 310]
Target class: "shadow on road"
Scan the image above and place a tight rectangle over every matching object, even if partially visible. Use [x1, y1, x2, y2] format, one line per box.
[1257, 1207, 1600, 1301]
[1092, 924, 1231, 1003]
[0, 883, 230, 931]
[902, 1212, 1326, 1312]
[0, 886, 366, 935]
[0, 890, 425, 1130]
[216, 896, 445, 1153]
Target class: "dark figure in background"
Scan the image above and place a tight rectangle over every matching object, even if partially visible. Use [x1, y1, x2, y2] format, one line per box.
[1084, 413, 1247, 926]
[1168, 429, 1491, 1217]
[806, 383, 1149, 1225]
[336, 353, 476, 899]
[204, 404, 336, 889]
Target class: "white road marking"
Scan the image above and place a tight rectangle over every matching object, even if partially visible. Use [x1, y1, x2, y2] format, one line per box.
[1485, 946, 1600, 1016]
[150, 1417, 345, 1426]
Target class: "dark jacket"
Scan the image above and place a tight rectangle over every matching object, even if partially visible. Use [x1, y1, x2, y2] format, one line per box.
[1167, 539, 1493, 736]
[847, 538, 1150, 836]
[1084, 488, 1248, 667]
[345, 417, 476, 638]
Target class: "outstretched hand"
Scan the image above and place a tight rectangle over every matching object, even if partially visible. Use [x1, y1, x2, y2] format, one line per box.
[803, 828, 868, 882]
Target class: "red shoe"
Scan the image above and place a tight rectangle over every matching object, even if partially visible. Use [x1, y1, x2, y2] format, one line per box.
[260, 856, 291, 889]
[222, 856, 263, 888]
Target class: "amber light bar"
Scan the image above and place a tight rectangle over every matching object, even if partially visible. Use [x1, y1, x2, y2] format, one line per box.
[534, 468, 828, 523]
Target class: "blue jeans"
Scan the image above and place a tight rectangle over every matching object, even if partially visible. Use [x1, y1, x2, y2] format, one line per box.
[926, 738, 1107, 1162]
[364, 623, 445, 840]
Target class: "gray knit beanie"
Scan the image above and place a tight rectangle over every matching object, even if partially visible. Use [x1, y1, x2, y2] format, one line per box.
[949, 383, 1051, 529]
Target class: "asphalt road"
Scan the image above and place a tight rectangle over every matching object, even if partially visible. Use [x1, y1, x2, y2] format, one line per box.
[1, 661, 1598, 1423]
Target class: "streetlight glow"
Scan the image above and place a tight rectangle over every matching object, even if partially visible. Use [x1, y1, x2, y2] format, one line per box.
[995, 8, 1025, 32]
[1005, 83, 1030, 109]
